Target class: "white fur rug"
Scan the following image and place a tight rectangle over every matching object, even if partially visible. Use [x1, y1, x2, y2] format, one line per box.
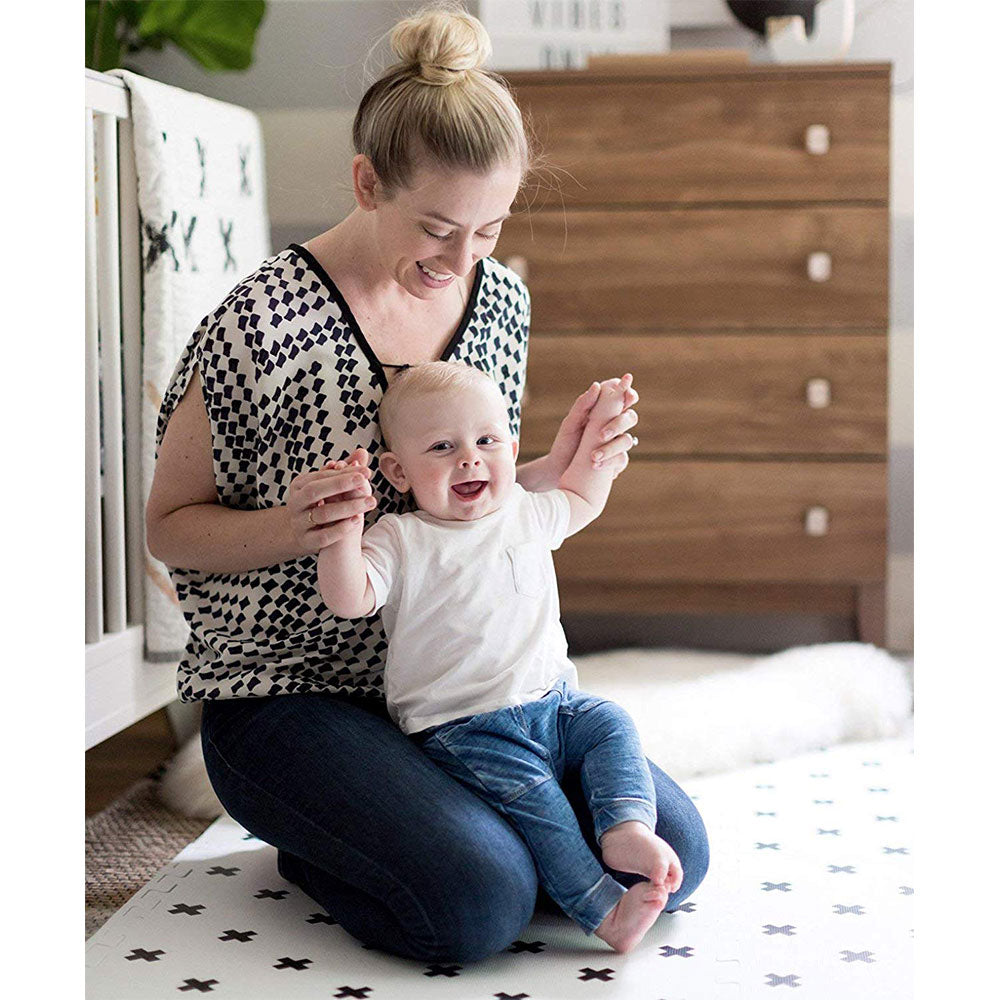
[157, 643, 913, 819]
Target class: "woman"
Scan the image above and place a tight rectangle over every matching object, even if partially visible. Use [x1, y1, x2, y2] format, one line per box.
[146, 4, 708, 963]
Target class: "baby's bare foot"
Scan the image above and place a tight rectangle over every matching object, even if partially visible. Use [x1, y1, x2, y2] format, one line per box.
[600, 821, 684, 893]
[594, 880, 669, 953]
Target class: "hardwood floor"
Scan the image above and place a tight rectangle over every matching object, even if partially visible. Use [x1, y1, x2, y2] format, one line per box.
[86, 708, 177, 817]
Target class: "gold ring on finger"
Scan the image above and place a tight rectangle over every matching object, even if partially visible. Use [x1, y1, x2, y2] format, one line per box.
[308, 509, 315, 525]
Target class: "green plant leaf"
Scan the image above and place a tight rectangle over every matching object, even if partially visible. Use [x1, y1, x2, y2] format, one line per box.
[136, 1, 266, 72]
[86, 1, 125, 72]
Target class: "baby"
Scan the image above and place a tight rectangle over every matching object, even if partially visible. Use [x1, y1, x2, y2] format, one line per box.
[317, 361, 683, 953]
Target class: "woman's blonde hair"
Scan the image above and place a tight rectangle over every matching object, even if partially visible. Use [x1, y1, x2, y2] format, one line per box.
[378, 361, 503, 452]
[354, 2, 538, 197]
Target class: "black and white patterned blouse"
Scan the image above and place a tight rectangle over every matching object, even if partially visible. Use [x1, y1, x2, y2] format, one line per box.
[156, 244, 531, 702]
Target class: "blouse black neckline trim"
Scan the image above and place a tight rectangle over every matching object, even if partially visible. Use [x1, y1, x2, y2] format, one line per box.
[287, 243, 484, 391]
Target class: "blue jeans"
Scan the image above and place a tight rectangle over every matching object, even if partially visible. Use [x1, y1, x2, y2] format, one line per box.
[413, 682, 658, 933]
[201, 689, 709, 963]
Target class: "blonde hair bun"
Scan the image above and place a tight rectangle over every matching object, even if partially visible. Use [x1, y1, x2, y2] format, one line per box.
[390, 4, 492, 87]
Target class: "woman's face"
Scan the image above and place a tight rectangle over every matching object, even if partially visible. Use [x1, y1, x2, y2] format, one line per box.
[364, 156, 523, 300]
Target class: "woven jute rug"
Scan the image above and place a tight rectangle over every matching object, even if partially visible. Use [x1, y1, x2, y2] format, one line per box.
[85, 774, 214, 939]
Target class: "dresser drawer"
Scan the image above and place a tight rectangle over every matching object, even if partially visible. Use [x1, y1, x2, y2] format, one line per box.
[504, 68, 890, 205]
[498, 206, 887, 330]
[554, 460, 886, 584]
[520, 334, 887, 456]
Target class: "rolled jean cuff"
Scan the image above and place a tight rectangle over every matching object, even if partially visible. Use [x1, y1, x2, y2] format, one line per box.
[573, 873, 627, 934]
[593, 797, 659, 845]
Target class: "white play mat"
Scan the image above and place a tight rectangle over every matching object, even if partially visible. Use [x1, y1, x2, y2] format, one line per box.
[86, 732, 913, 998]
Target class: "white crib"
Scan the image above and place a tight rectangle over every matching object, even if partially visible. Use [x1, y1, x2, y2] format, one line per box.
[85, 69, 179, 749]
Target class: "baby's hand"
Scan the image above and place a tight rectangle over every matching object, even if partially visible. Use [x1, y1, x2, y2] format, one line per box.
[586, 376, 630, 430]
[316, 452, 373, 534]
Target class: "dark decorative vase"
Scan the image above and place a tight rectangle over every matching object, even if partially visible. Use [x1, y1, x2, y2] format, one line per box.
[725, 1, 821, 37]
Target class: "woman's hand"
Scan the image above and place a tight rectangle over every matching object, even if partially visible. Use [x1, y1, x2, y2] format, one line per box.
[545, 373, 639, 482]
[285, 447, 375, 555]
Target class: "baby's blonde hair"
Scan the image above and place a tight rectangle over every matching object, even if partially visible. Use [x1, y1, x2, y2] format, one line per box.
[378, 361, 503, 452]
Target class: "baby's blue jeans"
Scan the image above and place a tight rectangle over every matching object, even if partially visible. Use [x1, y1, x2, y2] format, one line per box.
[412, 681, 658, 934]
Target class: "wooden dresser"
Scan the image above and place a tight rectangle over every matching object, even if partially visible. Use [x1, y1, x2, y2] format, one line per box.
[499, 62, 891, 645]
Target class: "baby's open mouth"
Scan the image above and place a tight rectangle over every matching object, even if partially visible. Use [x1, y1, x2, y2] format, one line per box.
[452, 480, 488, 500]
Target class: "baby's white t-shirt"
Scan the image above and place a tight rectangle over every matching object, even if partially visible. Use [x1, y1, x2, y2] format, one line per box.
[360, 483, 578, 735]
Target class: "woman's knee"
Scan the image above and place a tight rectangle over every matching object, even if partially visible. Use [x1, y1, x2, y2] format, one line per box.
[418, 839, 539, 962]
[660, 800, 710, 907]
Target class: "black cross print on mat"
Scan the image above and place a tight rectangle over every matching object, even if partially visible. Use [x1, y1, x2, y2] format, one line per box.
[125, 947, 164, 962]
[762, 881, 792, 892]
[828, 865, 856, 874]
[899, 886, 914, 895]
[178, 979, 217, 993]
[141, 211, 179, 272]
[868, 787, 890, 793]
[671, 901, 697, 913]
[307, 911, 338, 925]
[507, 940, 546, 953]
[763, 925, 796, 936]
[756, 811, 776, 817]
[274, 956, 312, 970]
[765, 973, 801, 987]
[180, 215, 198, 272]
[495, 994, 530, 999]
[876, 815, 899, 822]
[254, 888, 289, 899]
[195, 137, 206, 196]
[242, 833, 259, 840]
[334, 988, 371, 998]
[578, 968, 615, 981]
[813, 799, 835, 805]
[239, 145, 252, 195]
[756, 842, 780, 850]
[168, 903, 205, 915]
[659, 945, 694, 957]
[206, 865, 240, 877]
[833, 904, 865, 915]
[220, 219, 236, 271]
[841, 950, 876, 963]
[218, 929, 256, 942]
[424, 964, 462, 977]
[883, 846, 909, 854]
[818, 828, 841, 835]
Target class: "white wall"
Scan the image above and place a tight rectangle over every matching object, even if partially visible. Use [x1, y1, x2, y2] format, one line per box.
[129, 0, 913, 651]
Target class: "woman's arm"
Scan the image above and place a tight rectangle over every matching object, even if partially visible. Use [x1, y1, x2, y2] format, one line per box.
[146, 372, 374, 573]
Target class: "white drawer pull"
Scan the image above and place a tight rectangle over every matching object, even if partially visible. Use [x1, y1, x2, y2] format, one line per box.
[807, 251, 832, 282]
[805, 377, 832, 408]
[504, 254, 529, 279]
[804, 505, 830, 537]
[805, 123, 830, 155]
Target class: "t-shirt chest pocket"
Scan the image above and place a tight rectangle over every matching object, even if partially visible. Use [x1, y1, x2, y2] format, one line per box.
[505, 542, 547, 599]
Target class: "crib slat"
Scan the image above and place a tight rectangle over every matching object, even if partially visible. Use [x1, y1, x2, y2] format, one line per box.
[117, 113, 145, 627]
[85, 111, 104, 644]
[95, 111, 128, 635]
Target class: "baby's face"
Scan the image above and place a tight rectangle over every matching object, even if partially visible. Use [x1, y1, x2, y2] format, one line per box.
[380, 382, 519, 521]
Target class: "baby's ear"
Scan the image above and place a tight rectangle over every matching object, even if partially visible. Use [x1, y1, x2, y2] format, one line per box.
[378, 452, 409, 493]
[510, 437, 519, 463]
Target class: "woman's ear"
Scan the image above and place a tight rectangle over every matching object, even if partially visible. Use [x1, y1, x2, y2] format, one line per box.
[378, 451, 409, 493]
[352, 154, 379, 212]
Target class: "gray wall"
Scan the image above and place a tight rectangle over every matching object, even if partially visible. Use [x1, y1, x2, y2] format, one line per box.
[128, 0, 913, 652]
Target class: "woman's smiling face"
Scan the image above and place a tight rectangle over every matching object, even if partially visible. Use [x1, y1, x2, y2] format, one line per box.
[361, 155, 523, 299]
